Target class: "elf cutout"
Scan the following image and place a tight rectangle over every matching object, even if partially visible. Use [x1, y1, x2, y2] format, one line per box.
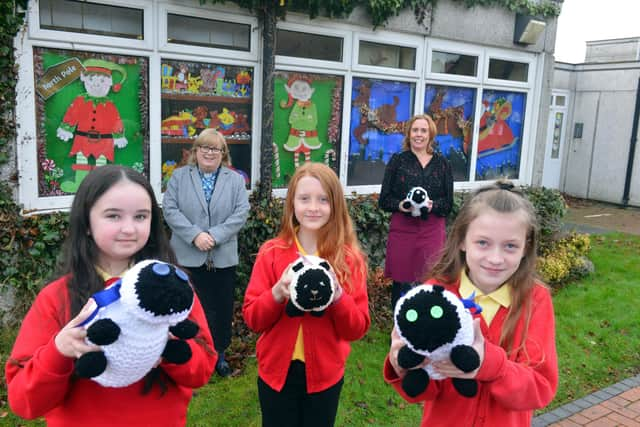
[280, 76, 322, 168]
[56, 59, 128, 193]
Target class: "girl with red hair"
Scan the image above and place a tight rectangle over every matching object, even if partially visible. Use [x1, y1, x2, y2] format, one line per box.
[243, 162, 370, 427]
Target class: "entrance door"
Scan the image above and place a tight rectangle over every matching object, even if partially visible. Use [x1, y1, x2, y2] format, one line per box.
[542, 92, 569, 189]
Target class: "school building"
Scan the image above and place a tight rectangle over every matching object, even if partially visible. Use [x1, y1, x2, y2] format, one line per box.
[552, 37, 640, 207]
[9, 0, 563, 213]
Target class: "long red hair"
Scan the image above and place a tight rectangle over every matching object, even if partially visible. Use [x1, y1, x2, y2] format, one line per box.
[278, 163, 365, 292]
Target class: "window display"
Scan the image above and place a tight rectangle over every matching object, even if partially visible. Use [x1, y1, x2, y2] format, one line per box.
[476, 89, 527, 180]
[272, 71, 343, 188]
[424, 84, 476, 181]
[160, 60, 253, 190]
[347, 77, 414, 186]
[34, 47, 147, 196]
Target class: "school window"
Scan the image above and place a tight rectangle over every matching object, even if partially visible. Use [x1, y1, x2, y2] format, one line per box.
[358, 41, 416, 70]
[38, 0, 144, 39]
[488, 58, 529, 82]
[424, 84, 476, 182]
[167, 14, 251, 51]
[431, 51, 477, 77]
[160, 59, 254, 191]
[275, 30, 343, 62]
[348, 78, 416, 186]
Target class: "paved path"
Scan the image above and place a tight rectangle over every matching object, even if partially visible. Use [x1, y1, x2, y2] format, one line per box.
[533, 200, 640, 426]
[532, 374, 640, 426]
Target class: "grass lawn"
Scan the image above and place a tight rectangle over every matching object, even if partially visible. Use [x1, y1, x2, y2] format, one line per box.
[2, 233, 639, 426]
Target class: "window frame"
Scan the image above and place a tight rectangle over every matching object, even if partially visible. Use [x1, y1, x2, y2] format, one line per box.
[352, 31, 423, 78]
[30, 0, 153, 50]
[275, 21, 351, 71]
[484, 49, 535, 88]
[426, 40, 482, 84]
[158, 4, 259, 62]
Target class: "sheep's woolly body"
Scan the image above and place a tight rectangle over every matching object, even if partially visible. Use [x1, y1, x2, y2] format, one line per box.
[395, 285, 474, 380]
[83, 260, 194, 387]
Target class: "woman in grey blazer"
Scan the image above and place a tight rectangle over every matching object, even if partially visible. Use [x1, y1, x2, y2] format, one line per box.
[163, 129, 249, 377]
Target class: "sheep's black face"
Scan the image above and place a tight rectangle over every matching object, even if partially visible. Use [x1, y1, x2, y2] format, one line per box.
[294, 268, 333, 310]
[411, 189, 427, 204]
[396, 287, 460, 352]
[135, 262, 193, 316]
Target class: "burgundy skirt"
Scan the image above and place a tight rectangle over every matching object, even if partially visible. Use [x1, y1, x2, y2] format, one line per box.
[384, 212, 446, 283]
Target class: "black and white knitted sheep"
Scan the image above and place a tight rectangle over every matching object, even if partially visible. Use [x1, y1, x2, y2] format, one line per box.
[74, 260, 199, 387]
[394, 284, 481, 398]
[401, 186, 430, 219]
[286, 255, 336, 317]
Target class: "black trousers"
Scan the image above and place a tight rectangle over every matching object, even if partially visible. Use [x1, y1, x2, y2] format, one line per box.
[258, 361, 344, 427]
[186, 265, 236, 353]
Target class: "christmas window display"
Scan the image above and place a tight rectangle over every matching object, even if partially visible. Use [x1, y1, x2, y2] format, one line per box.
[34, 47, 148, 196]
[424, 84, 476, 182]
[347, 77, 415, 186]
[160, 60, 253, 190]
[272, 71, 343, 188]
[475, 90, 526, 180]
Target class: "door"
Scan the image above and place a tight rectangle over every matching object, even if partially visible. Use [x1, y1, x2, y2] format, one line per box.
[542, 92, 569, 189]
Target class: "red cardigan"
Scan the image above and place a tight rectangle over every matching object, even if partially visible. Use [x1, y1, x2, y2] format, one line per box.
[6, 275, 216, 427]
[384, 278, 558, 427]
[243, 238, 370, 393]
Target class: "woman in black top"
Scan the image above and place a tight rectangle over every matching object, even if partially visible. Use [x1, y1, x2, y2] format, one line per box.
[379, 114, 453, 310]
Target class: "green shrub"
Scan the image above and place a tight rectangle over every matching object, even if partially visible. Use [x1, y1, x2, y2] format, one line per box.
[0, 182, 68, 323]
[522, 185, 568, 246]
[0, 184, 572, 324]
[538, 232, 592, 286]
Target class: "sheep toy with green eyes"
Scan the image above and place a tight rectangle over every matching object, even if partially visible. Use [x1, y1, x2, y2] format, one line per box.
[394, 284, 482, 398]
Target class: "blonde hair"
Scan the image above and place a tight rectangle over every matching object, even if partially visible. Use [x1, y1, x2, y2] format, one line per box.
[429, 179, 541, 354]
[188, 128, 231, 167]
[401, 114, 438, 154]
[278, 163, 365, 292]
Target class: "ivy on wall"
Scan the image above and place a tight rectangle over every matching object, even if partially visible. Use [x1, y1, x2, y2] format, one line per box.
[207, 0, 560, 28]
[0, 0, 27, 168]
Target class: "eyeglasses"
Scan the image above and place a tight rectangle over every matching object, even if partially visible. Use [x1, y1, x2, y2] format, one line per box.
[198, 146, 223, 154]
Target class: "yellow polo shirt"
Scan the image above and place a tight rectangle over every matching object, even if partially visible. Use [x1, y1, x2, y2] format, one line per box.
[291, 237, 315, 362]
[459, 269, 511, 326]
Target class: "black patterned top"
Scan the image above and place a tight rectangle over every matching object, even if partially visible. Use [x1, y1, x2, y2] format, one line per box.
[378, 150, 453, 217]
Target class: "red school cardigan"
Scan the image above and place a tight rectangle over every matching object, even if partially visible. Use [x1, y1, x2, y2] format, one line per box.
[6, 275, 216, 427]
[243, 239, 370, 393]
[383, 278, 558, 427]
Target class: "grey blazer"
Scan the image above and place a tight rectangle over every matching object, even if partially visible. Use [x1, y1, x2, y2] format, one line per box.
[162, 165, 249, 269]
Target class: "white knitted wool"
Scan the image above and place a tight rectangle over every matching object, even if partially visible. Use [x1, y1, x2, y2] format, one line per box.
[288, 255, 336, 313]
[84, 260, 194, 387]
[403, 186, 430, 217]
[394, 284, 474, 380]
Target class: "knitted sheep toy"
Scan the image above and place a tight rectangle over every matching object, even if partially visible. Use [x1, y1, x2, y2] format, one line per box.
[286, 255, 336, 317]
[394, 284, 481, 398]
[75, 260, 199, 387]
[401, 186, 430, 219]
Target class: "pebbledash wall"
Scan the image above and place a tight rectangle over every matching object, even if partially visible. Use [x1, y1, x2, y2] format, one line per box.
[11, 0, 559, 213]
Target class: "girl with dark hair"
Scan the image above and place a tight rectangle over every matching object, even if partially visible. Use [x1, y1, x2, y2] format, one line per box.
[6, 165, 216, 426]
[384, 179, 558, 426]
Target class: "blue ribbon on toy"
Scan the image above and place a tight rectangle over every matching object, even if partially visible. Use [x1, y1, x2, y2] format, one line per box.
[461, 291, 483, 315]
[77, 279, 122, 327]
